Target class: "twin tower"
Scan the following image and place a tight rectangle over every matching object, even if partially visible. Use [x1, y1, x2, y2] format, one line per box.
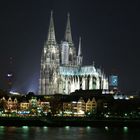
[39, 12, 108, 95]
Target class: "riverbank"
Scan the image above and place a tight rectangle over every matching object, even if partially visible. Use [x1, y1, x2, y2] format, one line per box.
[0, 117, 140, 127]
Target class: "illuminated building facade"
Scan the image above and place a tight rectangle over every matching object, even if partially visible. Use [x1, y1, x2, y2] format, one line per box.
[39, 12, 108, 95]
[63, 97, 97, 116]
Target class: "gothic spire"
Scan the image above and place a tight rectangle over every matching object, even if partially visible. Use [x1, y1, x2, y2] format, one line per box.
[64, 13, 73, 46]
[47, 11, 56, 45]
[77, 37, 83, 66]
[78, 37, 82, 56]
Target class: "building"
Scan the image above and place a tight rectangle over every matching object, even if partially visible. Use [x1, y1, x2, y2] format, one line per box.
[39, 12, 108, 95]
[86, 98, 97, 112]
[63, 97, 97, 116]
[0, 96, 51, 116]
[1, 97, 18, 113]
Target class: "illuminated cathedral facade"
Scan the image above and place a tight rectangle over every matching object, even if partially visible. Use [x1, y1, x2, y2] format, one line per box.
[39, 12, 108, 95]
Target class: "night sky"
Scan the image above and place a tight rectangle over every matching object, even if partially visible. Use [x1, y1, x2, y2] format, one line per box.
[0, 0, 140, 94]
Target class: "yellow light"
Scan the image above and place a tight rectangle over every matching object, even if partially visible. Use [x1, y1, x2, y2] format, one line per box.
[129, 96, 134, 99]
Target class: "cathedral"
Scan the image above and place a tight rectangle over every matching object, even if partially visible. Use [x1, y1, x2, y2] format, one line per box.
[39, 12, 108, 95]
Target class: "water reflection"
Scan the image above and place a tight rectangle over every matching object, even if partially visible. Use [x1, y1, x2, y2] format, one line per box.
[0, 126, 139, 140]
[123, 127, 128, 133]
[65, 126, 70, 130]
[86, 126, 91, 131]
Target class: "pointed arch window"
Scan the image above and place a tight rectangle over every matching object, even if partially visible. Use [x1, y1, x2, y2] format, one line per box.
[69, 54, 72, 61]
[51, 53, 55, 60]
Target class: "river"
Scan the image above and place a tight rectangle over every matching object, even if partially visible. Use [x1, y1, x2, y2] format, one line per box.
[0, 126, 140, 140]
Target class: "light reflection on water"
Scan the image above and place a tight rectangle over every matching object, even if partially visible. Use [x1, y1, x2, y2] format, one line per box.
[0, 126, 140, 140]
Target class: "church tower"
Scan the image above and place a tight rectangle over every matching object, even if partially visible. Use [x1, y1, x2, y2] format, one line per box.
[61, 13, 77, 66]
[77, 37, 83, 66]
[64, 13, 73, 47]
[39, 12, 109, 95]
[39, 11, 60, 95]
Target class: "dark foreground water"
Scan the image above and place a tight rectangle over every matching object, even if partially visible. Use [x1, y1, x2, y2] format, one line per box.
[0, 126, 140, 140]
